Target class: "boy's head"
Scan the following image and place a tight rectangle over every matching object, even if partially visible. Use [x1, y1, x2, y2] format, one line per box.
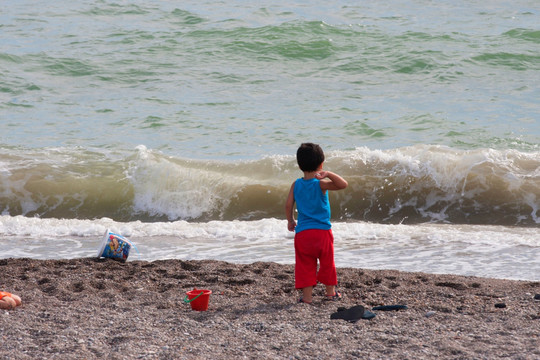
[296, 143, 325, 172]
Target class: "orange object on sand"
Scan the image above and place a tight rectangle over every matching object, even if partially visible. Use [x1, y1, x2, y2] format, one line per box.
[0, 291, 22, 308]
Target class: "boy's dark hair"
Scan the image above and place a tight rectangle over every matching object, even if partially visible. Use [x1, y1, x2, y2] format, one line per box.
[296, 143, 325, 172]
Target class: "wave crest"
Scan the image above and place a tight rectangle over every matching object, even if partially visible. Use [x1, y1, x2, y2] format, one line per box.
[0, 145, 538, 225]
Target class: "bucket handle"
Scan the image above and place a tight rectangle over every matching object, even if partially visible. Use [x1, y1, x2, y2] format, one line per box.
[183, 291, 204, 304]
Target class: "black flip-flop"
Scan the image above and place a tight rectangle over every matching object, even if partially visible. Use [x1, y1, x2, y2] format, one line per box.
[330, 305, 376, 322]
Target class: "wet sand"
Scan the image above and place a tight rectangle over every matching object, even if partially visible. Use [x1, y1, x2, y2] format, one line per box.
[1, 257, 539, 359]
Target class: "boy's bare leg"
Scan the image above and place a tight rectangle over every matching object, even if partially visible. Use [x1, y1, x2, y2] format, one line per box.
[301, 286, 314, 303]
[325, 285, 336, 296]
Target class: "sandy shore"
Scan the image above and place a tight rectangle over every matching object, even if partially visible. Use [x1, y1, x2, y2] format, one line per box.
[1, 257, 539, 359]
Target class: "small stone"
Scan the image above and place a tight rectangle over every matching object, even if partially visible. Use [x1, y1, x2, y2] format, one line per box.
[534, 294, 540, 300]
[494, 303, 506, 308]
[425, 311, 436, 318]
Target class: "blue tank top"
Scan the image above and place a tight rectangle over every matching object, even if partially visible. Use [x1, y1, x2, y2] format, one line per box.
[293, 178, 331, 233]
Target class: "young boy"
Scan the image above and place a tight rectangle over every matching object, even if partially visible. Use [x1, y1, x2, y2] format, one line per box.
[285, 143, 348, 304]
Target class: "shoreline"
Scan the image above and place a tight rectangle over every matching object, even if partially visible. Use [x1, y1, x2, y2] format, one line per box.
[1, 257, 539, 359]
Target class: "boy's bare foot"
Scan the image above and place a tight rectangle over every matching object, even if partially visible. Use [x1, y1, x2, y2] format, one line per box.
[325, 291, 342, 301]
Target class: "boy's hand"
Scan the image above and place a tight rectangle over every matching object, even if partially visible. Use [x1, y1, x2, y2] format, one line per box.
[315, 171, 328, 179]
[288, 219, 296, 232]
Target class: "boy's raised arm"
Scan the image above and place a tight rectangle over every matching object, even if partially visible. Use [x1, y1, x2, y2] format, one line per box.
[317, 171, 348, 191]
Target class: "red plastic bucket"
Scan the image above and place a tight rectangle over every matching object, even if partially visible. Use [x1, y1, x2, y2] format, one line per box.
[184, 289, 212, 311]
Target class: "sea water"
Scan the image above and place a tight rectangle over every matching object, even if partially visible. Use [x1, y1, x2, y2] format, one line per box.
[1, 0, 539, 281]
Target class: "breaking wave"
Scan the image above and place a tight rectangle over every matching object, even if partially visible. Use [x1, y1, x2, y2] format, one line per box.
[0, 145, 538, 226]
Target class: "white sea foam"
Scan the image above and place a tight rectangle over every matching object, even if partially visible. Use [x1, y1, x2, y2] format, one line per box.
[1, 215, 538, 281]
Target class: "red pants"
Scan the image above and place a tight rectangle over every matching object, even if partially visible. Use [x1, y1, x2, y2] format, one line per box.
[294, 229, 337, 289]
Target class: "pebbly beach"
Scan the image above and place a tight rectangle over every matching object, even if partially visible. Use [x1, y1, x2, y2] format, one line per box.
[1, 257, 539, 359]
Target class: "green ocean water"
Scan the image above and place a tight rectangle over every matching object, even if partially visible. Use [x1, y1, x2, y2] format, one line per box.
[1, 0, 538, 159]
